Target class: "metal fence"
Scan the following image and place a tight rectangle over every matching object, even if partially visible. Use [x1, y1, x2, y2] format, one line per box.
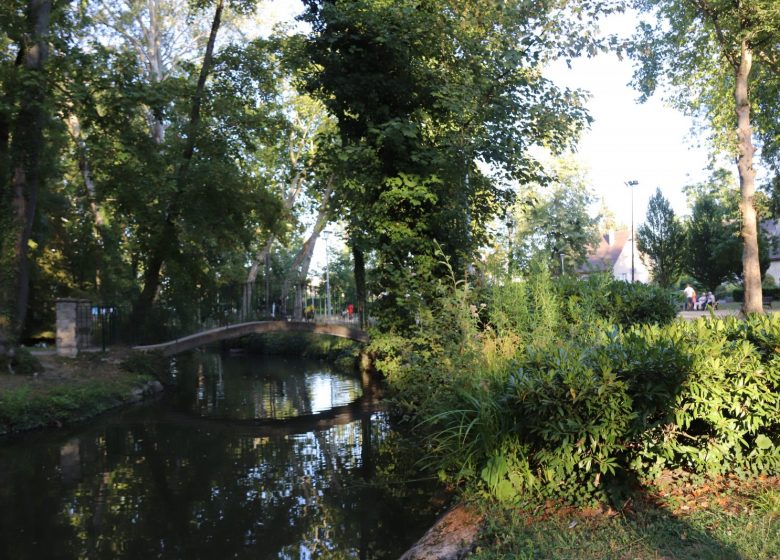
[87, 281, 371, 347]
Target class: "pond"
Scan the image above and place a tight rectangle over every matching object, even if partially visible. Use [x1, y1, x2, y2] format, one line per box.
[0, 351, 443, 559]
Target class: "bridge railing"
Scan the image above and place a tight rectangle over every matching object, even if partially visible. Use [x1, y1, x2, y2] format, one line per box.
[90, 280, 372, 347]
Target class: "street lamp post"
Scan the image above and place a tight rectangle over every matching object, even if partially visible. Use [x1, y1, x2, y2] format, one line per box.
[625, 180, 639, 282]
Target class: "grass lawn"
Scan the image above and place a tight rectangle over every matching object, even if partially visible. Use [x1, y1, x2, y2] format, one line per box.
[470, 477, 780, 559]
[0, 349, 164, 435]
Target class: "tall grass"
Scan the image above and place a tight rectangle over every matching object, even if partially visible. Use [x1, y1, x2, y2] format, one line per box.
[373, 263, 779, 505]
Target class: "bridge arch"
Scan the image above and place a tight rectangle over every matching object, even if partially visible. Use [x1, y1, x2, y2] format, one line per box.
[133, 320, 369, 357]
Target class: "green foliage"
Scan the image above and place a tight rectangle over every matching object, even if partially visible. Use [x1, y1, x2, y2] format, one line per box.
[511, 158, 601, 275]
[120, 351, 170, 382]
[686, 193, 743, 291]
[298, 0, 609, 329]
[239, 332, 361, 366]
[0, 347, 43, 375]
[557, 274, 679, 328]
[733, 286, 780, 302]
[679, 172, 773, 292]
[379, 268, 780, 506]
[0, 373, 154, 435]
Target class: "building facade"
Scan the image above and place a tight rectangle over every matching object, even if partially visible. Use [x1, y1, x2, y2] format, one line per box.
[580, 229, 651, 283]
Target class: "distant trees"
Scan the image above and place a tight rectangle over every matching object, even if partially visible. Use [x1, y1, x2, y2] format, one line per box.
[638, 177, 772, 292]
[683, 174, 771, 292]
[511, 158, 600, 275]
[686, 195, 745, 292]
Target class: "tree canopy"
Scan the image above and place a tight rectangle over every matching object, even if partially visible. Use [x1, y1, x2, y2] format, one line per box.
[297, 0, 614, 327]
[10, 0, 766, 354]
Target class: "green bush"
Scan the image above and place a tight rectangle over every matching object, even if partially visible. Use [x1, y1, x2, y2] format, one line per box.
[733, 286, 780, 302]
[0, 347, 43, 375]
[384, 269, 780, 506]
[557, 274, 679, 327]
[121, 351, 170, 381]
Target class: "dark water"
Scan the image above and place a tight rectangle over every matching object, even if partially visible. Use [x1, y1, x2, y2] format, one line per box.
[0, 352, 442, 559]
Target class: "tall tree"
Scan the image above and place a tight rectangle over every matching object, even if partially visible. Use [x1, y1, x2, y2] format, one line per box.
[630, 0, 780, 313]
[279, 180, 333, 319]
[512, 157, 600, 275]
[636, 188, 686, 287]
[299, 0, 616, 327]
[132, 0, 227, 321]
[88, 0, 211, 143]
[0, 0, 53, 358]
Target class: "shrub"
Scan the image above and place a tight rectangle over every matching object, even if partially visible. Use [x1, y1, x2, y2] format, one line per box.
[121, 351, 170, 381]
[505, 345, 635, 503]
[386, 270, 780, 506]
[733, 287, 780, 302]
[557, 274, 679, 327]
[0, 347, 43, 376]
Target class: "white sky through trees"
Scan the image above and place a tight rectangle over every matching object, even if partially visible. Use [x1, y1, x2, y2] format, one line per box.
[546, 9, 712, 227]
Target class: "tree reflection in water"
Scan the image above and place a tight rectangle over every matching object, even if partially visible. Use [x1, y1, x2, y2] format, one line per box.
[0, 354, 442, 559]
[178, 353, 365, 421]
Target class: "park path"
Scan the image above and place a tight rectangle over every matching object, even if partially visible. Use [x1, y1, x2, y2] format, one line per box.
[677, 308, 778, 320]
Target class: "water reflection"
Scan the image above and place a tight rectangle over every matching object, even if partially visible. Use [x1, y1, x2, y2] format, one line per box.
[175, 353, 364, 421]
[0, 354, 439, 559]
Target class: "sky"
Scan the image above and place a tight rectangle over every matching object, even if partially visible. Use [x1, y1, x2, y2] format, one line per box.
[544, 10, 713, 226]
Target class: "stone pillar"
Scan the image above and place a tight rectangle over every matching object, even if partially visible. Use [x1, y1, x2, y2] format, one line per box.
[56, 299, 91, 357]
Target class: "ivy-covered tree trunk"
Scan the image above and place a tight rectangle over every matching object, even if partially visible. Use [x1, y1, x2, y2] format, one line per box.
[736, 41, 763, 314]
[4, 0, 52, 352]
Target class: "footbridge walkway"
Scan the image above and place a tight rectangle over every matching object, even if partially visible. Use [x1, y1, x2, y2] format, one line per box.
[133, 320, 370, 357]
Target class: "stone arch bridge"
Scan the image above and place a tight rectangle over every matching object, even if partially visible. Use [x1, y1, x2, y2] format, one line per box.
[133, 320, 370, 357]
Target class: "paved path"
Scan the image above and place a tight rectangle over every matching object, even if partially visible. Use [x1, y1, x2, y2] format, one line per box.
[678, 308, 779, 320]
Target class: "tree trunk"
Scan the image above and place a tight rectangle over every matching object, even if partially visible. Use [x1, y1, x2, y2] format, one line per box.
[735, 40, 763, 314]
[147, 0, 166, 143]
[180, 0, 222, 166]
[246, 170, 306, 286]
[353, 243, 367, 330]
[279, 184, 332, 319]
[133, 0, 223, 322]
[4, 0, 52, 350]
[67, 116, 103, 228]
